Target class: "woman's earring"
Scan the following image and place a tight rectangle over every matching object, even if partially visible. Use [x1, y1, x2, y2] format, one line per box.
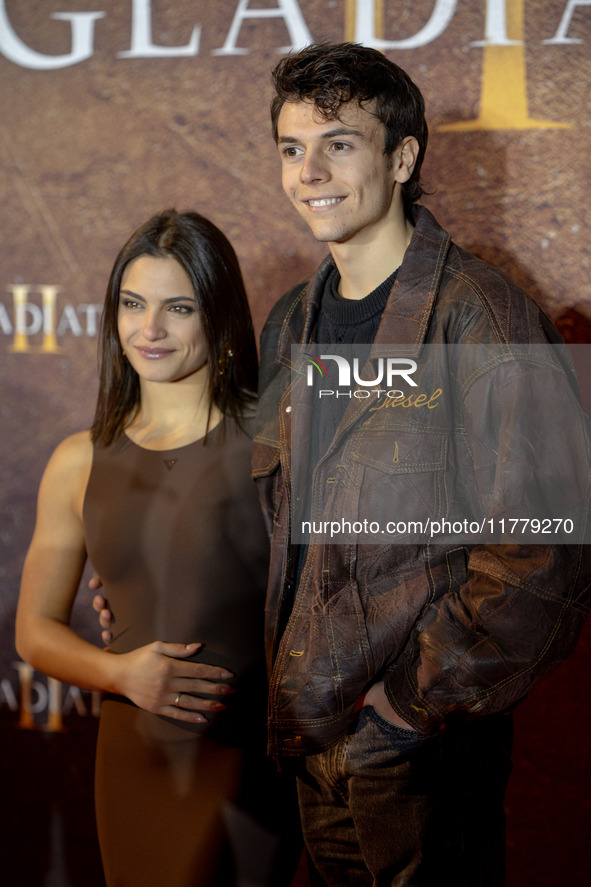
[218, 347, 233, 375]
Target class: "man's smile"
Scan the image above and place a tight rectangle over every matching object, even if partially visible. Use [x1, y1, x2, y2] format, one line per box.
[306, 197, 345, 208]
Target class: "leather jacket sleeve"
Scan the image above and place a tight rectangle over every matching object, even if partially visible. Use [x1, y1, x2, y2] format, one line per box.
[384, 348, 591, 733]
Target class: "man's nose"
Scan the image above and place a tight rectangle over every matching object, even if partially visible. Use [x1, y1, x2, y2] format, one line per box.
[300, 149, 329, 184]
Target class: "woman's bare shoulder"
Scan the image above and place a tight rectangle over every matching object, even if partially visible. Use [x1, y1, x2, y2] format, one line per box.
[52, 429, 93, 459]
[40, 430, 94, 510]
[47, 429, 93, 472]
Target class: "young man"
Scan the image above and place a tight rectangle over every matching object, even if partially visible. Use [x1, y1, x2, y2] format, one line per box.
[252, 43, 591, 885]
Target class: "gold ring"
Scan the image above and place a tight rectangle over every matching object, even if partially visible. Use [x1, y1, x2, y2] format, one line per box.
[174, 693, 182, 707]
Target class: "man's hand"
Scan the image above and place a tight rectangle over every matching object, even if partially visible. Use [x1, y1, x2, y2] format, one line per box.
[89, 574, 113, 647]
[361, 681, 414, 730]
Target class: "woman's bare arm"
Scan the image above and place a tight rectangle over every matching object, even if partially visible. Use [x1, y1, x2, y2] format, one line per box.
[16, 432, 234, 724]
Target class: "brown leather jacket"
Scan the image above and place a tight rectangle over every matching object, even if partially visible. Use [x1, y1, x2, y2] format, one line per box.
[253, 206, 591, 757]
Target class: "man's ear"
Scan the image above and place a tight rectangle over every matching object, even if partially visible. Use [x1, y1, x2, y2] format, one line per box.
[393, 136, 420, 184]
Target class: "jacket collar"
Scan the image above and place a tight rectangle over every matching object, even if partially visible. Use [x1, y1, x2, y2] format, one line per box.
[274, 205, 452, 365]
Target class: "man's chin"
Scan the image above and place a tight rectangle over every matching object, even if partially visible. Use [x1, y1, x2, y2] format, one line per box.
[305, 224, 344, 244]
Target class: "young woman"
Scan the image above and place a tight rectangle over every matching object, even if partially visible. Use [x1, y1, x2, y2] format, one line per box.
[16, 210, 299, 887]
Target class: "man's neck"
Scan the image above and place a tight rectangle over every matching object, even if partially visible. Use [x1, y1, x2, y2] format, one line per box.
[329, 216, 414, 301]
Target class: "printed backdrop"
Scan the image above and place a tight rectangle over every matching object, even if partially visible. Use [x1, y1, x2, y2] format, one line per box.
[1, 2, 590, 885]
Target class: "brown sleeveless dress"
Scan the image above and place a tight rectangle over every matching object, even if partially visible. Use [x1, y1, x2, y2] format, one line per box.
[83, 420, 297, 886]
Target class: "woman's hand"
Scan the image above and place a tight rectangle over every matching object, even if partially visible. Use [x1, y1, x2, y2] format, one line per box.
[90, 580, 235, 723]
[112, 641, 235, 724]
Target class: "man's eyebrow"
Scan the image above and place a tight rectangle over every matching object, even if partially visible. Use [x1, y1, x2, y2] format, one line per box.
[277, 127, 367, 144]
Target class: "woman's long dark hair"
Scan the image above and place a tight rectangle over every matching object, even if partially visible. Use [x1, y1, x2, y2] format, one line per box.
[91, 209, 258, 446]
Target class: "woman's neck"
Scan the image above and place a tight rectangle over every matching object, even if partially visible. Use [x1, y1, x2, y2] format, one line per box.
[125, 374, 221, 451]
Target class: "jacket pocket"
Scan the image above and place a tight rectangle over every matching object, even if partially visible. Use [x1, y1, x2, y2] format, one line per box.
[322, 578, 376, 713]
[348, 429, 449, 532]
[276, 577, 376, 718]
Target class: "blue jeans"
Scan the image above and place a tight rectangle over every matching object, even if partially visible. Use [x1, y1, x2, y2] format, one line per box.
[294, 707, 513, 886]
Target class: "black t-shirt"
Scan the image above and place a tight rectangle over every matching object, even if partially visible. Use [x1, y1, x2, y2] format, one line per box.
[294, 266, 398, 586]
[311, 265, 398, 472]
